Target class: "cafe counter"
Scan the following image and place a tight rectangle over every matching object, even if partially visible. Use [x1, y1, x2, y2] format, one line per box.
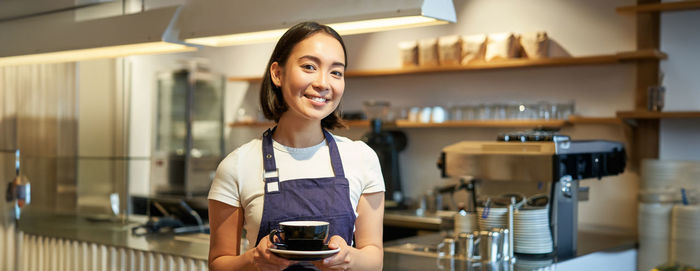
[7, 212, 637, 271]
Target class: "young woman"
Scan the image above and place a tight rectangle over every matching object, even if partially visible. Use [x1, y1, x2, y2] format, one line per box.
[208, 22, 385, 271]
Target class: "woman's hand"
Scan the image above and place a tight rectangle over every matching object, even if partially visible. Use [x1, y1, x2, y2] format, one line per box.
[252, 236, 297, 271]
[313, 235, 353, 271]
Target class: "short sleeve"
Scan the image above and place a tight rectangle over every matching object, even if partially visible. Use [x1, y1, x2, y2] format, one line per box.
[207, 150, 241, 207]
[356, 141, 386, 194]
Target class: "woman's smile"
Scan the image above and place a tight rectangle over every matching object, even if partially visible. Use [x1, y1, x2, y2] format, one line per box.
[304, 94, 330, 105]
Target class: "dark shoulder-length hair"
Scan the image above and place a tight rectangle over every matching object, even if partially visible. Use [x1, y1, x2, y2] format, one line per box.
[260, 21, 347, 130]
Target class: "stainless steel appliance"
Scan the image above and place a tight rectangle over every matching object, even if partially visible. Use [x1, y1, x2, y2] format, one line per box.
[438, 134, 626, 260]
[151, 61, 225, 198]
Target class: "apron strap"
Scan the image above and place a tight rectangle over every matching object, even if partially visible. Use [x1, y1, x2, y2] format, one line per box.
[262, 128, 280, 194]
[323, 129, 345, 177]
[261, 127, 346, 193]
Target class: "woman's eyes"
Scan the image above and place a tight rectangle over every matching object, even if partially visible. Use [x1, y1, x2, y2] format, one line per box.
[300, 64, 343, 77]
[301, 64, 316, 71]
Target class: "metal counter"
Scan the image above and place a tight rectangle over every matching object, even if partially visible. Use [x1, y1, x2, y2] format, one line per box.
[384, 209, 455, 230]
[16, 212, 636, 270]
[16, 212, 209, 260]
[383, 231, 637, 271]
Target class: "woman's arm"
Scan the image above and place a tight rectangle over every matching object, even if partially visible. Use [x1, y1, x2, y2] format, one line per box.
[315, 191, 385, 271]
[208, 199, 296, 271]
[208, 199, 255, 270]
[348, 191, 384, 270]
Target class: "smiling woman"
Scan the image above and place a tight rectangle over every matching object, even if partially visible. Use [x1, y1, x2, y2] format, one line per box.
[270, 32, 347, 131]
[207, 22, 385, 271]
[260, 23, 349, 132]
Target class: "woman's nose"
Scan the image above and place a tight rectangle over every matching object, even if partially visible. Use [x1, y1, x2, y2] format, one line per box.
[312, 73, 330, 90]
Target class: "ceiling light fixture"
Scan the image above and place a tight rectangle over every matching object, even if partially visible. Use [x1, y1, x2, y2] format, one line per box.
[177, 0, 457, 47]
[0, 6, 194, 67]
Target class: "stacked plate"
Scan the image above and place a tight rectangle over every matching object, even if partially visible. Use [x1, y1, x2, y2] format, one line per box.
[637, 203, 673, 271]
[641, 160, 694, 190]
[670, 204, 700, 267]
[477, 207, 508, 231]
[513, 207, 553, 254]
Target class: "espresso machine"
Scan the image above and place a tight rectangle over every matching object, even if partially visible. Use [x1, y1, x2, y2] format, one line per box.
[437, 132, 626, 260]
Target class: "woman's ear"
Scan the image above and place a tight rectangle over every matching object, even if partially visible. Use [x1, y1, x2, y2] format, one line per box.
[270, 62, 283, 88]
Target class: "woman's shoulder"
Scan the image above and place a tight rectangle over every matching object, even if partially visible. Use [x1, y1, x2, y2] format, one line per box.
[221, 138, 262, 163]
[216, 138, 262, 179]
[331, 134, 377, 158]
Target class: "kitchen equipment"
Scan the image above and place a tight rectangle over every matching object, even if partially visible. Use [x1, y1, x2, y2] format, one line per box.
[437, 237, 456, 256]
[454, 209, 477, 234]
[455, 232, 476, 259]
[151, 60, 225, 198]
[438, 135, 626, 260]
[465, 233, 479, 261]
[5, 150, 30, 220]
[472, 229, 505, 263]
[362, 119, 407, 206]
[500, 228, 511, 261]
[485, 230, 502, 263]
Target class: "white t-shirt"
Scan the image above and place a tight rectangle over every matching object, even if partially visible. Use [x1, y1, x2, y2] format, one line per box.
[208, 133, 385, 246]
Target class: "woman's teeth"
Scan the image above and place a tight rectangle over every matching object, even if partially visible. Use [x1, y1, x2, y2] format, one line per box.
[308, 96, 327, 103]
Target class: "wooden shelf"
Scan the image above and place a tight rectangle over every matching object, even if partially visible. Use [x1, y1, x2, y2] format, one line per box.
[617, 1, 700, 13]
[229, 121, 275, 127]
[617, 111, 700, 119]
[229, 116, 622, 129]
[394, 119, 568, 128]
[227, 50, 667, 82]
[568, 116, 623, 125]
[229, 120, 370, 128]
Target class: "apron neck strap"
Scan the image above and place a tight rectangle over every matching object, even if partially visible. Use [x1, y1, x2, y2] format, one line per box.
[262, 127, 345, 178]
[322, 129, 345, 177]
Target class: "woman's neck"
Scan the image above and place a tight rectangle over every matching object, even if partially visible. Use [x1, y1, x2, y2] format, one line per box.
[273, 115, 325, 148]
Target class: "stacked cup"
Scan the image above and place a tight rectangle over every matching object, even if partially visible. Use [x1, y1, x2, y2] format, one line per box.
[670, 205, 700, 267]
[454, 210, 478, 234]
[638, 203, 673, 271]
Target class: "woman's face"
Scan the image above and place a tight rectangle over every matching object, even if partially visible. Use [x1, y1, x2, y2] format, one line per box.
[271, 32, 346, 123]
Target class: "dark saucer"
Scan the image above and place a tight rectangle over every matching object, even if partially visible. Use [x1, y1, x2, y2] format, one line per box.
[269, 245, 340, 261]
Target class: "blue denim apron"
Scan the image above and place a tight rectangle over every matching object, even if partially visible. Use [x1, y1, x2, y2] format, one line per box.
[254, 128, 357, 270]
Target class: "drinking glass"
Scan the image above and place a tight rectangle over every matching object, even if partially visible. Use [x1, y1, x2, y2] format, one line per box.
[556, 101, 575, 120]
[492, 103, 507, 120]
[449, 105, 463, 121]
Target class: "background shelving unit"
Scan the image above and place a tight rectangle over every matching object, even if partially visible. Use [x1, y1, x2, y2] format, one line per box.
[617, 1, 700, 13]
[617, 111, 700, 119]
[227, 50, 667, 82]
[229, 116, 623, 129]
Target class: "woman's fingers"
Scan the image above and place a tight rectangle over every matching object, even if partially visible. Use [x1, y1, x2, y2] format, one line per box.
[267, 250, 295, 266]
[253, 238, 296, 269]
[315, 235, 350, 268]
